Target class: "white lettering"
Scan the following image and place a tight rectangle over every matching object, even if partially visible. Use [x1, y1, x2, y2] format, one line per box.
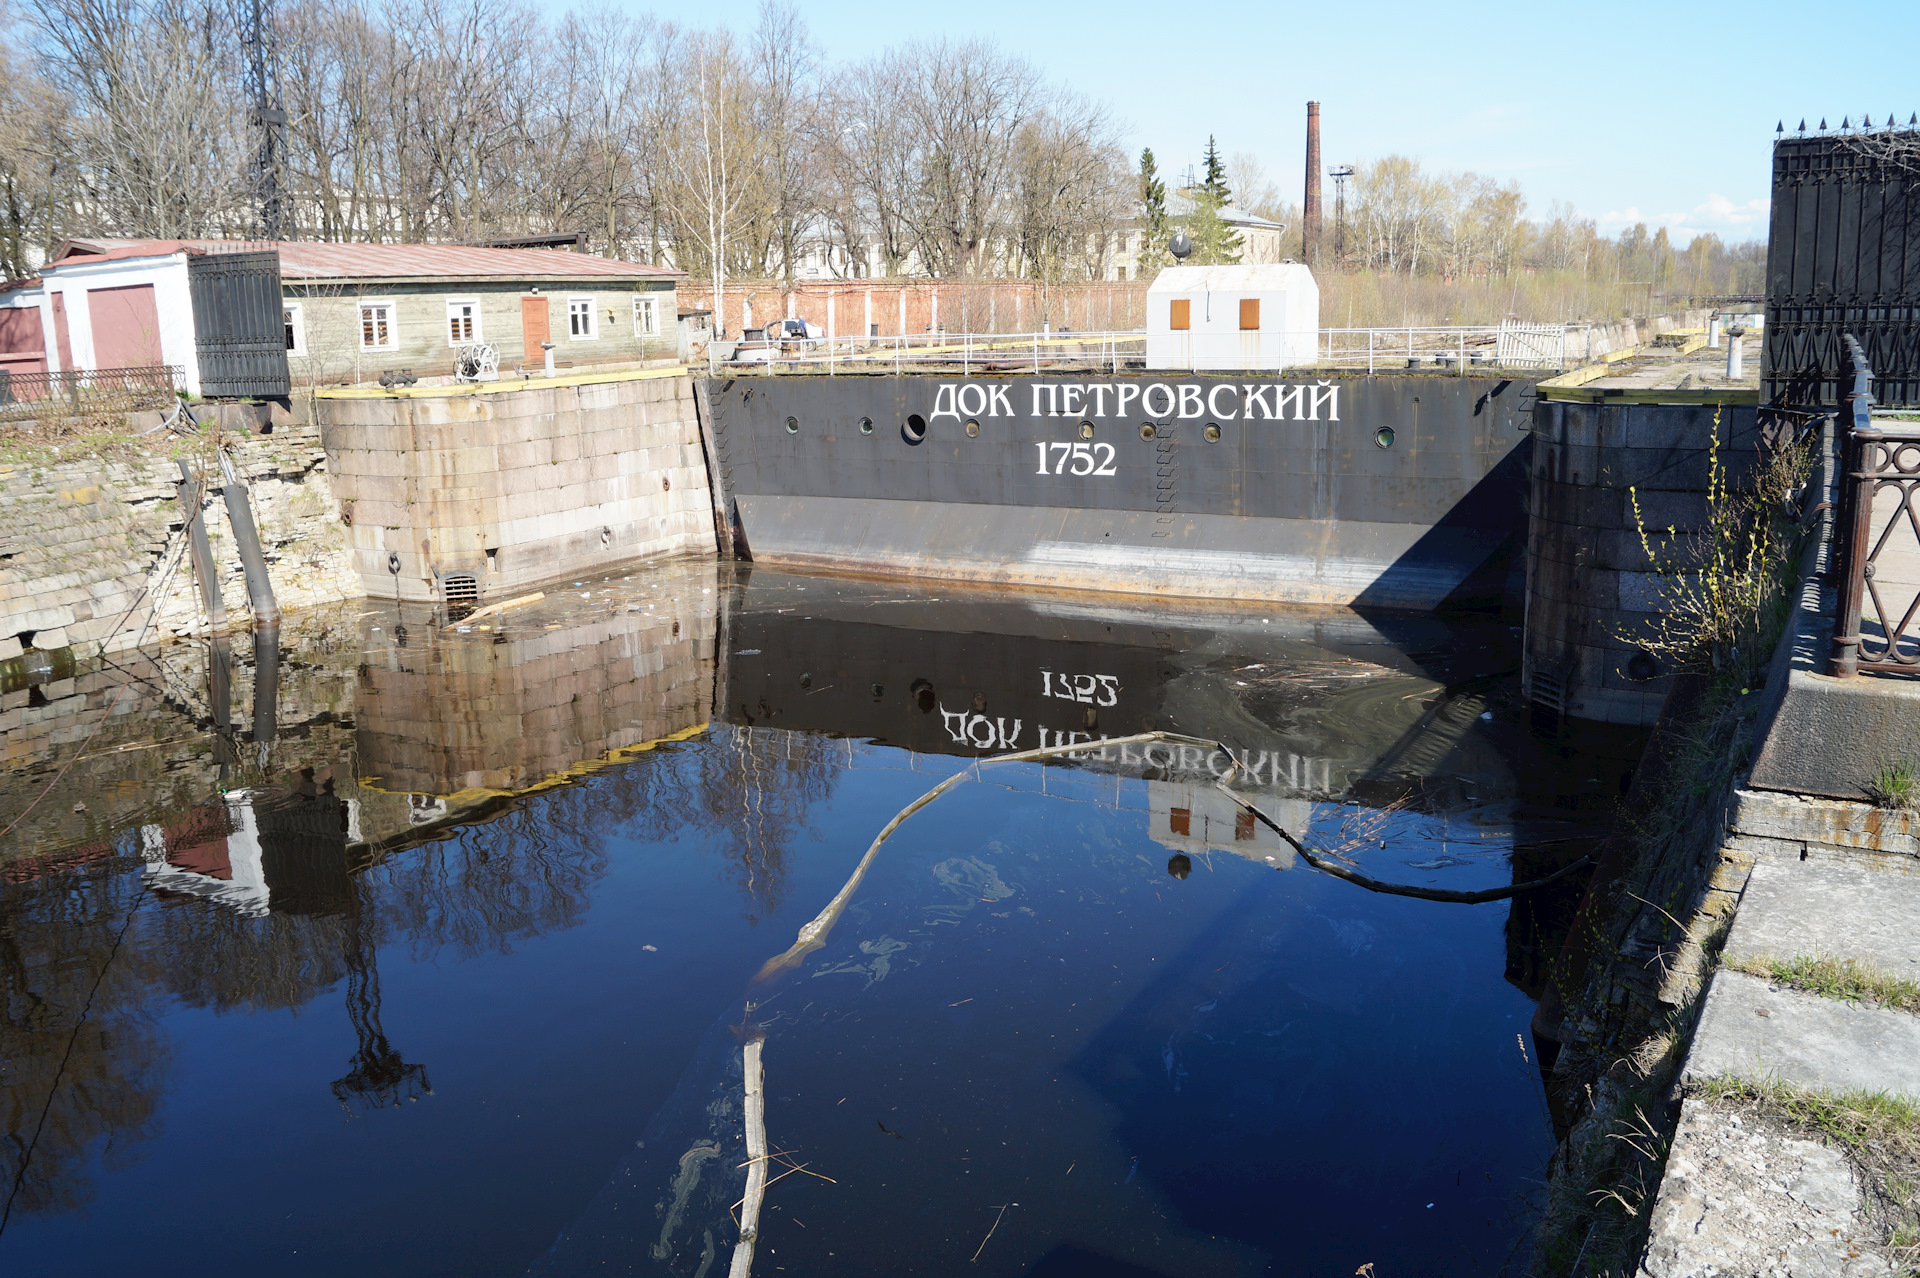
[1093, 442, 1116, 475]
[1177, 745, 1203, 772]
[1096, 674, 1119, 706]
[1090, 384, 1112, 417]
[1276, 384, 1306, 420]
[940, 705, 970, 744]
[966, 715, 997, 749]
[1310, 381, 1339, 422]
[932, 384, 962, 422]
[1059, 384, 1084, 416]
[1177, 385, 1205, 418]
[1243, 385, 1274, 419]
[996, 717, 1022, 749]
[1208, 384, 1239, 420]
[957, 383, 987, 418]
[1116, 384, 1141, 417]
[1069, 442, 1095, 475]
[988, 385, 1013, 416]
[1142, 384, 1175, 417]
[1031, 384, 1057, 417]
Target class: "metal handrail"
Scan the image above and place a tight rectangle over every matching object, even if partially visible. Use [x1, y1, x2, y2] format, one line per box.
[0, 364, 186, 416]
[712, 324, 1573, 376]
[1827, 333, 1920, 676]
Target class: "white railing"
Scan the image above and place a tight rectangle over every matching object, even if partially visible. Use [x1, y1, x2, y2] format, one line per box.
[710, 322, 1575, 375]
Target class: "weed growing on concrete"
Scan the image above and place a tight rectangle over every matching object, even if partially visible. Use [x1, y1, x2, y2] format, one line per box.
[1867, 760, 1920, 811]
[1727, 953, 1920, 1014]
[1625, 412, 1810, 678]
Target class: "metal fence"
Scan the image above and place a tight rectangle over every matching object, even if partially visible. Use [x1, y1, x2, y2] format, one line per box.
[1829, 335, 1920, 676]
[0, 364, 185, 417]
[712, 324, 1573, 375]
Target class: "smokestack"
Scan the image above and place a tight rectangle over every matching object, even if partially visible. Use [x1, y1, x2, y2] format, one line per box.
[1303, 101, 1323, 267]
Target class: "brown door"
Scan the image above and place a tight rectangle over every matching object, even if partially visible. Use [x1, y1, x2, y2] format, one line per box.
[88, 284, 164, 368]
[50, 293, 73, 371]
[521, 295, 550, 362]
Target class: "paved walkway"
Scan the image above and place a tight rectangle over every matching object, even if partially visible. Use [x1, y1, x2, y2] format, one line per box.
[1638, 860, 1920, 1276]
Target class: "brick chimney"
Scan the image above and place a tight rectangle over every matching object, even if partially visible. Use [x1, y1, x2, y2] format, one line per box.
[1303, 101, 1323, 267]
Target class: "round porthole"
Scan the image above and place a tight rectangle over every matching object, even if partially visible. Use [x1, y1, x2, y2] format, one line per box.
[1375, 426, 1396, 448]
[859, 416, 874, 435]
[1140, 423, 1157, 440]
[1625, 650, 1659, 682]
[1078, 420, 1095, 440]
[1203, 423, 1222, 443]
[903, 414, 927, 443]
[965, 419, 980, 437]
[785, 416, 799, 434]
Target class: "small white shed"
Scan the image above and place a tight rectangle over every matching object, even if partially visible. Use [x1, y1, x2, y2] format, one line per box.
[1145, 264, 1319, 372]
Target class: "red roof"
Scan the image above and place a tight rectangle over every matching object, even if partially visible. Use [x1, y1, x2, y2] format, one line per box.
[50, 238, 682, 283]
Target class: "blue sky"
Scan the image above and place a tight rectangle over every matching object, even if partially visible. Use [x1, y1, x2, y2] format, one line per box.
[564, 0, 1920, 247]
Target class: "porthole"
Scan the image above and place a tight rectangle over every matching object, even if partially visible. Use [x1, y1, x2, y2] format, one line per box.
[1078, 420, 1095, 440]
[1140, 423, 1157, 440]
[1375, 426, 1396, 448]
[859, 416, 874, 435]
[785, 416, 799, 434]
[1203, 423, 1222, 443]
[903, 413, 927, 443]
[965, 419, 980, 437]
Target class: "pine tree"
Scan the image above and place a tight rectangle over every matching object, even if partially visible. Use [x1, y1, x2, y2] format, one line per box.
[1138, 147, 1170, 277]
[1186, 135, 1242, 265]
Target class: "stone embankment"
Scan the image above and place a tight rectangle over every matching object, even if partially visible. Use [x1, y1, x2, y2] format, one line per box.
[0, 412, 359, 664]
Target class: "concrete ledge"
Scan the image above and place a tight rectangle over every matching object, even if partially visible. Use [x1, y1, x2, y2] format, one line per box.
[1723, 860, 1920, 980]
[1638, 1097, 1894, 1278]
[1682, 970, 1920, 1101]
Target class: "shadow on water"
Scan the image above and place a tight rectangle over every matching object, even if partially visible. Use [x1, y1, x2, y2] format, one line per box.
[0, 560, 1643, 1275]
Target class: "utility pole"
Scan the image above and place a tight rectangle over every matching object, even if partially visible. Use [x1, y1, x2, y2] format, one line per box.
[1330, 165, 1354, 268]
[243, 0, 289, 240]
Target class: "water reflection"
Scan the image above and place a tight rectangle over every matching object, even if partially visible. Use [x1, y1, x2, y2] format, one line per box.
[0, 560, 1630, 1275]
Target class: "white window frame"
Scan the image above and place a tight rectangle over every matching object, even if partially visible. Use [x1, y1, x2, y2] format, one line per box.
[283, 301, 307, 357]
[567, 295, 597, 341]
[445, 297, 482, 346]
[633, 294, 658, 338]
[359, 301, 397, 351]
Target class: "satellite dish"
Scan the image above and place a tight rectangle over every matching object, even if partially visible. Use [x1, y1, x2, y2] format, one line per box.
[1169, 230, 1193, 261]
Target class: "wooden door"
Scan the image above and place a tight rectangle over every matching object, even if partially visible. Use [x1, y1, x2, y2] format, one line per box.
[521, 295, 550, 362]
[88, 284, 164, 367]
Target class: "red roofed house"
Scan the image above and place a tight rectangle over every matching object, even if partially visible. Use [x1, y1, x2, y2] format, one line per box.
[13, 239, 685, 398]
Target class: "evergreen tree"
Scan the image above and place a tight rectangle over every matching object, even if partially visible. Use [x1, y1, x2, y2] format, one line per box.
[1138, 147, 1170, 276]
[1186, 135, 1242, 265]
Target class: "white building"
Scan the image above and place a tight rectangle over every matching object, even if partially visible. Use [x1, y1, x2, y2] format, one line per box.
[1146, 263, 1320, 371]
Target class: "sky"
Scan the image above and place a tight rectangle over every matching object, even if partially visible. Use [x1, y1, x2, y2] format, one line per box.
[551, 0, 1920, 247]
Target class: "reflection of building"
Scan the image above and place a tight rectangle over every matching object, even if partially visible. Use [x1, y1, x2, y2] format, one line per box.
[1146, 780, 1303, 869]
[354, 563, 719, 809]
[137, 791, 362, 918]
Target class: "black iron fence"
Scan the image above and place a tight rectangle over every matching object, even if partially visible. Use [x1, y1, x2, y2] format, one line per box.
[0, 364, 185, 417]
[1829, 335, 1920, 676]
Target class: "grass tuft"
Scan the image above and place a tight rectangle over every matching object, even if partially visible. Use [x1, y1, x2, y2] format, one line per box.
[1867, 760, 1920, 811]
[1728, 953, 1920, 1014]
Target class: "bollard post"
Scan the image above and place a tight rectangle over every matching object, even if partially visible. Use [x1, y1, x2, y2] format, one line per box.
[1727, 329, 1744, 380]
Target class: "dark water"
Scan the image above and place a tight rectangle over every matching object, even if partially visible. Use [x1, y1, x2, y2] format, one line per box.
[0, 562, 1630, 1277]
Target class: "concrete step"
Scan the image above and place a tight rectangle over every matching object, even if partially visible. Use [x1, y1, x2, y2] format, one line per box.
[1682, 970, 1920, 1100]
[1723, 859, 1920, 981]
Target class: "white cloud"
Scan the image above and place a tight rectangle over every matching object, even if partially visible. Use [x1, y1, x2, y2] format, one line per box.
[1593, 194, 1769, 242]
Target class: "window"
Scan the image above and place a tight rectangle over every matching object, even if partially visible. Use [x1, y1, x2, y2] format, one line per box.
[568, 296, 596, 340]
[1169, 298, 1190, 331]
[633, 295, 658, 337]
[1169, 807, 1190, 837]
[446, 298, 481, 345]
[1239, 298, 1260, 331]
[360, 302, 396, 350]
[283, 302, 306, 356]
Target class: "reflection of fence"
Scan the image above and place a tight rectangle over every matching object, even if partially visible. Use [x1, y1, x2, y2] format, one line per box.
[1830, 335, 1920, 677]
[0, 364, 184, 416]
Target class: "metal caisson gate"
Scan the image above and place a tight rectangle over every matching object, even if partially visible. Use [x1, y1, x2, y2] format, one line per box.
[188, 249, 292, 399]
[1764, 129, 1920, 408]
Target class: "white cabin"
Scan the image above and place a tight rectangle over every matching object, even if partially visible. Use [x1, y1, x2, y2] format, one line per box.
[1145, 263, 1319, 372]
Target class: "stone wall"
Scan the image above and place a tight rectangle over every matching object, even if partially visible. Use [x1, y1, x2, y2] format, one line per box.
[0, 418, 361, 666]
[316, 368, 716, 603]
